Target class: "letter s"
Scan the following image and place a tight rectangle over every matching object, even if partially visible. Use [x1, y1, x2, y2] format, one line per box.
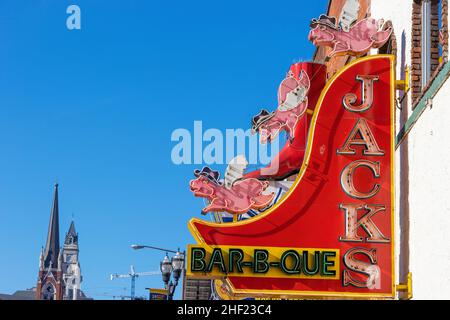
[343, 247, 380, 289]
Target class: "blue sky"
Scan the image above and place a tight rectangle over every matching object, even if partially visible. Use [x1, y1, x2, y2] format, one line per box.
[0, 0, 326, 299]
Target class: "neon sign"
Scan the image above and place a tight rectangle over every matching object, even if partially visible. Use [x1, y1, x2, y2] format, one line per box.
[188, 245, 339, 280]
[188, 55, 396, 299]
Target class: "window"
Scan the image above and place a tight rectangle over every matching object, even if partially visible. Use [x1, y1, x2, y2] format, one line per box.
[422, 0, 432, 87]
[411, 0, 442, 103]
[42, 283, 56, 300]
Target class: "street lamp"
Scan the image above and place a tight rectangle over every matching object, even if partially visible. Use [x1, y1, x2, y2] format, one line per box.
[160, 254, 173, 284]
[171, 251, 184, 282]
[131, 244, 178, 254]
[132, 244, 185, 300]
[160, 250, 185, 300]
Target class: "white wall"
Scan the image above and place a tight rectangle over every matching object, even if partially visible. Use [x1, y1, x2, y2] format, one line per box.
[371, 0, 412, 299]
[408, 79, 450, 299]
[371, 0, 412, 104]
[372, 0, 450, 300]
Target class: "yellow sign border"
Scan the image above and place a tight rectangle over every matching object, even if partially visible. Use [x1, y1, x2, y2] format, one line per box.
[188, 55, 397, 300]
[187, 244, 340, 280]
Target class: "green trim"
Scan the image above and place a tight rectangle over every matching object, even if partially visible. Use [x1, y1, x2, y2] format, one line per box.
[302, 251, 320, 276]
[191, 248, 206, 272]
[253, 250, 270, 274]
[228, 249, 244, 273]
[280, 250, 301, 275]
[321, 251, 337, 277]
[397, 61, 450, 147]
[206, 248, 226, 273]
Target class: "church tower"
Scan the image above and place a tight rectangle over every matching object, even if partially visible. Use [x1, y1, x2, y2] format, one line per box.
[62, 221, 83, 300]
[36, 184, 64, 300]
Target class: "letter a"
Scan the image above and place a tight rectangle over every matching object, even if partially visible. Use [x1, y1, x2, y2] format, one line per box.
[66, 5, 81, 30]
[337, 118, 384, 156]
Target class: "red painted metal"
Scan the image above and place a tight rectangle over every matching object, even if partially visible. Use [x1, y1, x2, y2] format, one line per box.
[244, 62, 327, 180]
[190, 56, 395, 297]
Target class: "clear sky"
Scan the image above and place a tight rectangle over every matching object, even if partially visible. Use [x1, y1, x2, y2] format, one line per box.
[0, 0, 326, 299]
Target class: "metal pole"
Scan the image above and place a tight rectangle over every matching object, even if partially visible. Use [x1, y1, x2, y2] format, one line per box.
[168, 283, 173, 300]
[134, 245, 178, 254]
[399, 31, 411, 300]
[181, 250, 186, 300]
[131, 276, 136, 300]
[132, 244, 184, 300]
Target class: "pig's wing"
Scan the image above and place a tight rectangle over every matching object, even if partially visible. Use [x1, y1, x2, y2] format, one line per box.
[224, 155, 249, 189]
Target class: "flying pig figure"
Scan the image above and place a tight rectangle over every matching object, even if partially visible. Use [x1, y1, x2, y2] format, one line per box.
[252, 69, 310, 144]
[308, 15, 392, 58]
[189, 167, 274, 215]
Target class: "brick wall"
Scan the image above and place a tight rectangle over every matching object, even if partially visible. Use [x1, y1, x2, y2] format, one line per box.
[411, 0, 441, 105]
[431, 1, 440, 72]
[378, 20, 397, 58]
[442, 0, 449, 61]
[313, 0, 371, 78]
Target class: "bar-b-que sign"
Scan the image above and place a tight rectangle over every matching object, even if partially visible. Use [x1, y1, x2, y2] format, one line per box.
[188, 55, 395, 299]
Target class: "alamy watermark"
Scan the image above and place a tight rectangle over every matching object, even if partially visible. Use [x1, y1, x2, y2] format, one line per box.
[171, 121, 280, 171]
[66, 5, 81, 30]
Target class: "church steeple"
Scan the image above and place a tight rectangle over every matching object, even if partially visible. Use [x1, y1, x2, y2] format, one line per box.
[65, 220, 78, 245]
[37, 184, 88, 300]
[62, 219, 83, 300]
[42, 183, 60, 269]
[37, 184, 63, 300]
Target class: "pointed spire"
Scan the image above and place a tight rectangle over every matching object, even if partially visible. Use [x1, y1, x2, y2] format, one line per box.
[39, 247, 44, 271]
[67, 221, 76, 236]
[58, 250, 63, 271]
[65, 220, 78, 245]
[43, 183, 60, 269]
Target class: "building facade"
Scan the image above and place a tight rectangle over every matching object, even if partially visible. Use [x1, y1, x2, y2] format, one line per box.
[61, 221, 83, 300]
[370, 0, 450, 300]
[312, 0, 450, 300]
[36, 184, 85, 300]
[186, 0, 450, 300]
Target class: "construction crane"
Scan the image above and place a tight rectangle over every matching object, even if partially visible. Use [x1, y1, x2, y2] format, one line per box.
[110, 265, 160, 300]
[97, 293, 146, 300]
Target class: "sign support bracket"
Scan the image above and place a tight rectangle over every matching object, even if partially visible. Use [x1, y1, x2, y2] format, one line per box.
[396, 66, 410, 92]
[395, 272, 412, 300]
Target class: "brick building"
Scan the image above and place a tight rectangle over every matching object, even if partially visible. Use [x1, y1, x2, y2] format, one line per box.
[36, 184, 88, 300]
[314, 0, 450, 300]
[192, 0, 450, 300]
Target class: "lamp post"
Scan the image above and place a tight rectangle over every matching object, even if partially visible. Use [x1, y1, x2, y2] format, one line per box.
[131, 244, 185, 300]
[131, 244, 178, 254]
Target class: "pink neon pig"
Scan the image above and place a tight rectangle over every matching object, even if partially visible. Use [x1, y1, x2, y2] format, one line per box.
[308, 16, 392, 58]
[189, 167, 274, 215]
[252, 69, 310, 144]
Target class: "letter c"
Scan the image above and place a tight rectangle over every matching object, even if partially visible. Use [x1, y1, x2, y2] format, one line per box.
[340, 160, 381, 199]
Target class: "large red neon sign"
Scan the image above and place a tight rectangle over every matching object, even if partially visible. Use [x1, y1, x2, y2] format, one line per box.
[188, 55, 395, 299]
